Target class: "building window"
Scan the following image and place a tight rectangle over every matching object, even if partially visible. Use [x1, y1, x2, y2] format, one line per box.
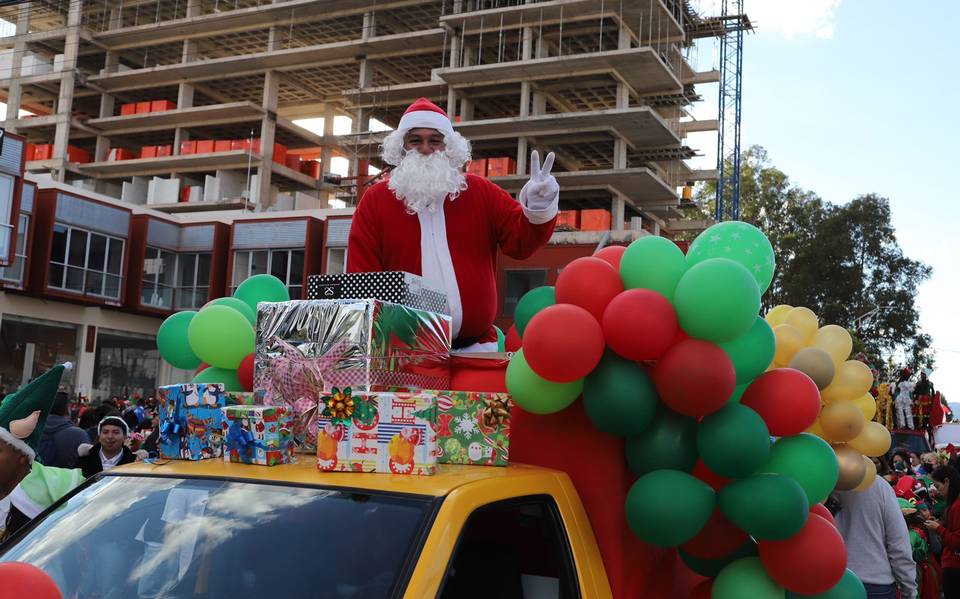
[48, 224, 124, 300]
[92, 329, 160, 404]
[0, 213, 28, 286]
[502, 269, 548, 317]
[176, 252, 211, 310]
[232, 248, 304, 299]
[326, 247, 347, 274]
[0, 315, 79, 395]
[141, 246, 177, 309]
[438, 496, 579, 599]
[0, 173, 14, 262]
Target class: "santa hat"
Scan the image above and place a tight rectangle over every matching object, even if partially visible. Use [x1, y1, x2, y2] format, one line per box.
[0, 363, 71, 464]
[397, 97, 454, 138]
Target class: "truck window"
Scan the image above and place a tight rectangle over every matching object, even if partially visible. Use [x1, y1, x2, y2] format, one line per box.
[437, 495, 579, 599]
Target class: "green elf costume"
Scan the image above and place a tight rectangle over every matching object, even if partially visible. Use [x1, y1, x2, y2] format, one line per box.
[899, 497, 943, 599]
[0, 363, 84, 542]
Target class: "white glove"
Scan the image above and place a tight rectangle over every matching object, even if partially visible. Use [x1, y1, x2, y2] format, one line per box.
[519, 150, 559, 224]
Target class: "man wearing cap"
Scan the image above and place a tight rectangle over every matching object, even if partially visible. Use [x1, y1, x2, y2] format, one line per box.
[77, 415, 139, 478]
[347, 97, 559, 351]
[0, 363, 85, 542]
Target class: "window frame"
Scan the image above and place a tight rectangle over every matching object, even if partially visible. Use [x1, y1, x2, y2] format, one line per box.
[48, 223, 125, 300]
[232, 247, 305, 299]
[435, 494, 582, 599]
[0, 213, 29, 285]
[174, 251, 211, 310]
[141, 245, 178, 310]
[326, 247, 347, 275]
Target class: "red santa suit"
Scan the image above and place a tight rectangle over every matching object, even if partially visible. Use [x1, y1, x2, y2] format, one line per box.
[347, 98, 558, 350]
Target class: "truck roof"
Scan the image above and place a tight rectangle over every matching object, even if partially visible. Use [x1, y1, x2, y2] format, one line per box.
[113, 459, 565, 497]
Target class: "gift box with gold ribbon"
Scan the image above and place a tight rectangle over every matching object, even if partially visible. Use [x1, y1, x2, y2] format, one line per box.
[431, 391, 512, 467]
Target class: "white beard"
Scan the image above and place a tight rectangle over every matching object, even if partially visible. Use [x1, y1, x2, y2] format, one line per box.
[388, 150, 467, 214]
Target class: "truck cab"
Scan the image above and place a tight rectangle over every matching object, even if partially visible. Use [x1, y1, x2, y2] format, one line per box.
[0, 459, 613, 598]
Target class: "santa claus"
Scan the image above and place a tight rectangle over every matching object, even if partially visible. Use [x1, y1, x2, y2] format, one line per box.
[347, 98, 559, 351]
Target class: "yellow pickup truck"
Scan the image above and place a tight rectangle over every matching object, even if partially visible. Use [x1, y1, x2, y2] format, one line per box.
[0, 459, 614, 598]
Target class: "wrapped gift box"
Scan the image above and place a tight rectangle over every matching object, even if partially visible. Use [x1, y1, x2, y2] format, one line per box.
[225, 390, 264, 406]
[158, 383, 226, 460]
[255, 299, 451, 452]
[222, 405, 296, 466]
[316, 390, 437, 475]
[433, 391, 511, 467]
[306, 272, 450, 315]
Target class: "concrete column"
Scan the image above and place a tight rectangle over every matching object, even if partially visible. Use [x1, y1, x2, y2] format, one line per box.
[174, 0, 202, 154]
[351, 58, 374, 177]
[611, 196, 626, 231]
[76, 323, 97, 396]
[318, 104, 337, 206]
[52, 0, 83, 182]
[254, 25, 282, 210]
[517, 23, 535, 177]
[4, 4, 31, 131]
[610, 21, 631, 232]
[94, 8, 121, 167]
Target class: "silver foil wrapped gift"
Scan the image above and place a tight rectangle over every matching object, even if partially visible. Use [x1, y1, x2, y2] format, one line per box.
[254, 299, 452, 452]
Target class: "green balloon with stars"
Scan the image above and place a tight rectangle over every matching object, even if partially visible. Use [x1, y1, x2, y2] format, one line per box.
[687, 221, 776, 294]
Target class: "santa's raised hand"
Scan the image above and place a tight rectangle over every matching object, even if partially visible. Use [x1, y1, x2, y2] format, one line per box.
[520, 149, 560, 224]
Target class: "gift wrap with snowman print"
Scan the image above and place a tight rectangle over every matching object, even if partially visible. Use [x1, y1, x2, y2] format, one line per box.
[158, 383, 227, 460]
[434, 391, 511, 467]
[316, 389, 437, 475]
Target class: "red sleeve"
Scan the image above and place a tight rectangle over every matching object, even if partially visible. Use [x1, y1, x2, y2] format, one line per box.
[483, 177, 555, 260]
[346, 186, 384, 273]
[938, 502, 960, 549]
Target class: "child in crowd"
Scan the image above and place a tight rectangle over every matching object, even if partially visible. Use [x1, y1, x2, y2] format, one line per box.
[901, 498, 943, 599]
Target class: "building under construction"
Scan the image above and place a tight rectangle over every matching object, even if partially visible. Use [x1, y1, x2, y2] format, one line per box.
[0, 0, 749, 399]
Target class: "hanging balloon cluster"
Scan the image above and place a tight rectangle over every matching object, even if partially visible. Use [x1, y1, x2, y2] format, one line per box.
[156, 274, 289, 391]
[506, 222, 863, 599]
[767, 304, 889, 493]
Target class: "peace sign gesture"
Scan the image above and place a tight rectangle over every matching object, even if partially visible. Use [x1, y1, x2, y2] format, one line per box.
[524, 149, 560, 209]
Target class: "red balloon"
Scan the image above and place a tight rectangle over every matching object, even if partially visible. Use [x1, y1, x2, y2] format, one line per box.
[688, 579, 713, 599]
[740, 368, 821, 436]
[0, 562, 62, 599]
[811, 503, 837, 528]
[555, 257, 624, 321]
[504, 325, 522, 352]
[195, 362, 210, 377]
[238, 353, 255, 391]
[693, 459, 732, 491]
[759, 511, 847, 594]
[602, 289, 678, 361]
[523, 304, 605, 383]
[682, 509, 749, 559]
[594, 245, 627, 270]
[653, 339, 736, 417]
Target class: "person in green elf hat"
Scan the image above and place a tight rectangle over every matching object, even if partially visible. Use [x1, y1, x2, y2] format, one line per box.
[900, 497, 943, 599]
[0, 363, 85, 542]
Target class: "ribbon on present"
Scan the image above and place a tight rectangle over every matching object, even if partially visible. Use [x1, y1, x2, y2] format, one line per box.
[226, 420, 266, 460]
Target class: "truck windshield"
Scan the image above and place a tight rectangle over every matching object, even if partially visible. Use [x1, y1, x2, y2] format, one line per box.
[1, 475, 434, 598]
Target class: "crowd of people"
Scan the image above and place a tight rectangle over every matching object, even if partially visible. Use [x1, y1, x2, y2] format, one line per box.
[836, 448, 960, 598]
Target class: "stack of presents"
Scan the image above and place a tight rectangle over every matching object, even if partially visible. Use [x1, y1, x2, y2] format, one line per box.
[158, 271, 512, 474]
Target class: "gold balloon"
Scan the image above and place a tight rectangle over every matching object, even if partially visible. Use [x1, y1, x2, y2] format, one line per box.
[773, 324, 806, 367]
[812, 324, 853, 366]
[820, 400, 865, 442]
[852, 392, 877, 422]
[806, 416, 827, 439]
[822, 360, 874, 403]
[784, 307, 819, 342]
[788, 347, 836, 390]
[766, 304, 794, 327]
[854, 456, 877, 491]
[848, 421, 892, 458]
[835, 445, 868, 491]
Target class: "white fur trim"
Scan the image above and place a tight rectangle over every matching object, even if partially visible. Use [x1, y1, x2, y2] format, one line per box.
[398, 111, 454, 138]
[0, 427, 35, 464]
[519, 180, 560, 225]
[452, 341, 499, 353]
[62, 361, 73, 371]
[9, 485, 43, 519]
[418, 204, 463, 338]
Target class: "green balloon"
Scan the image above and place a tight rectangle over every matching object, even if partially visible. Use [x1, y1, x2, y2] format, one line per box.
[187, 305, 255, 370]
[514, 286, 555, 336]
[625, 404, 698, 476]
[505, 349, 582, 414]
[495, 325, 506, 352]
[583, 353, 658, 437]
[619, 236, 687, 302]
[720, 316, 776, 384]
[206, 296, 257, 327]
[157, 311, 201, 370]
[625, 470, 715, 547]
[713, 557, 785, 599]
[679, 540, 758, 577]
[786, 569, 866, 599]
[673, 258, 761, 343]
[697, 403, 771, 478]
[762, 433, 839, 505]
[193, 366, 244, 392]
[233, 274, 290, 315]
[729, 383, 748, 404]
[719, 473, 809, 541]
[688, 221, 776, 294]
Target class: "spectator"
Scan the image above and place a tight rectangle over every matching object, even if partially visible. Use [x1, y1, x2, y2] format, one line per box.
[926, 466, 960, 598]
[36, 391, 89, 469]
[77, 416, 140, 478]
[835, 476, 918, 599]
[84, 404, 117, 443]
[893, 451, 915, 476]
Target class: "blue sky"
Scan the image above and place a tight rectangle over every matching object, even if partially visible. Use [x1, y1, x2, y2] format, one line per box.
[694, 0, 960, 402]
